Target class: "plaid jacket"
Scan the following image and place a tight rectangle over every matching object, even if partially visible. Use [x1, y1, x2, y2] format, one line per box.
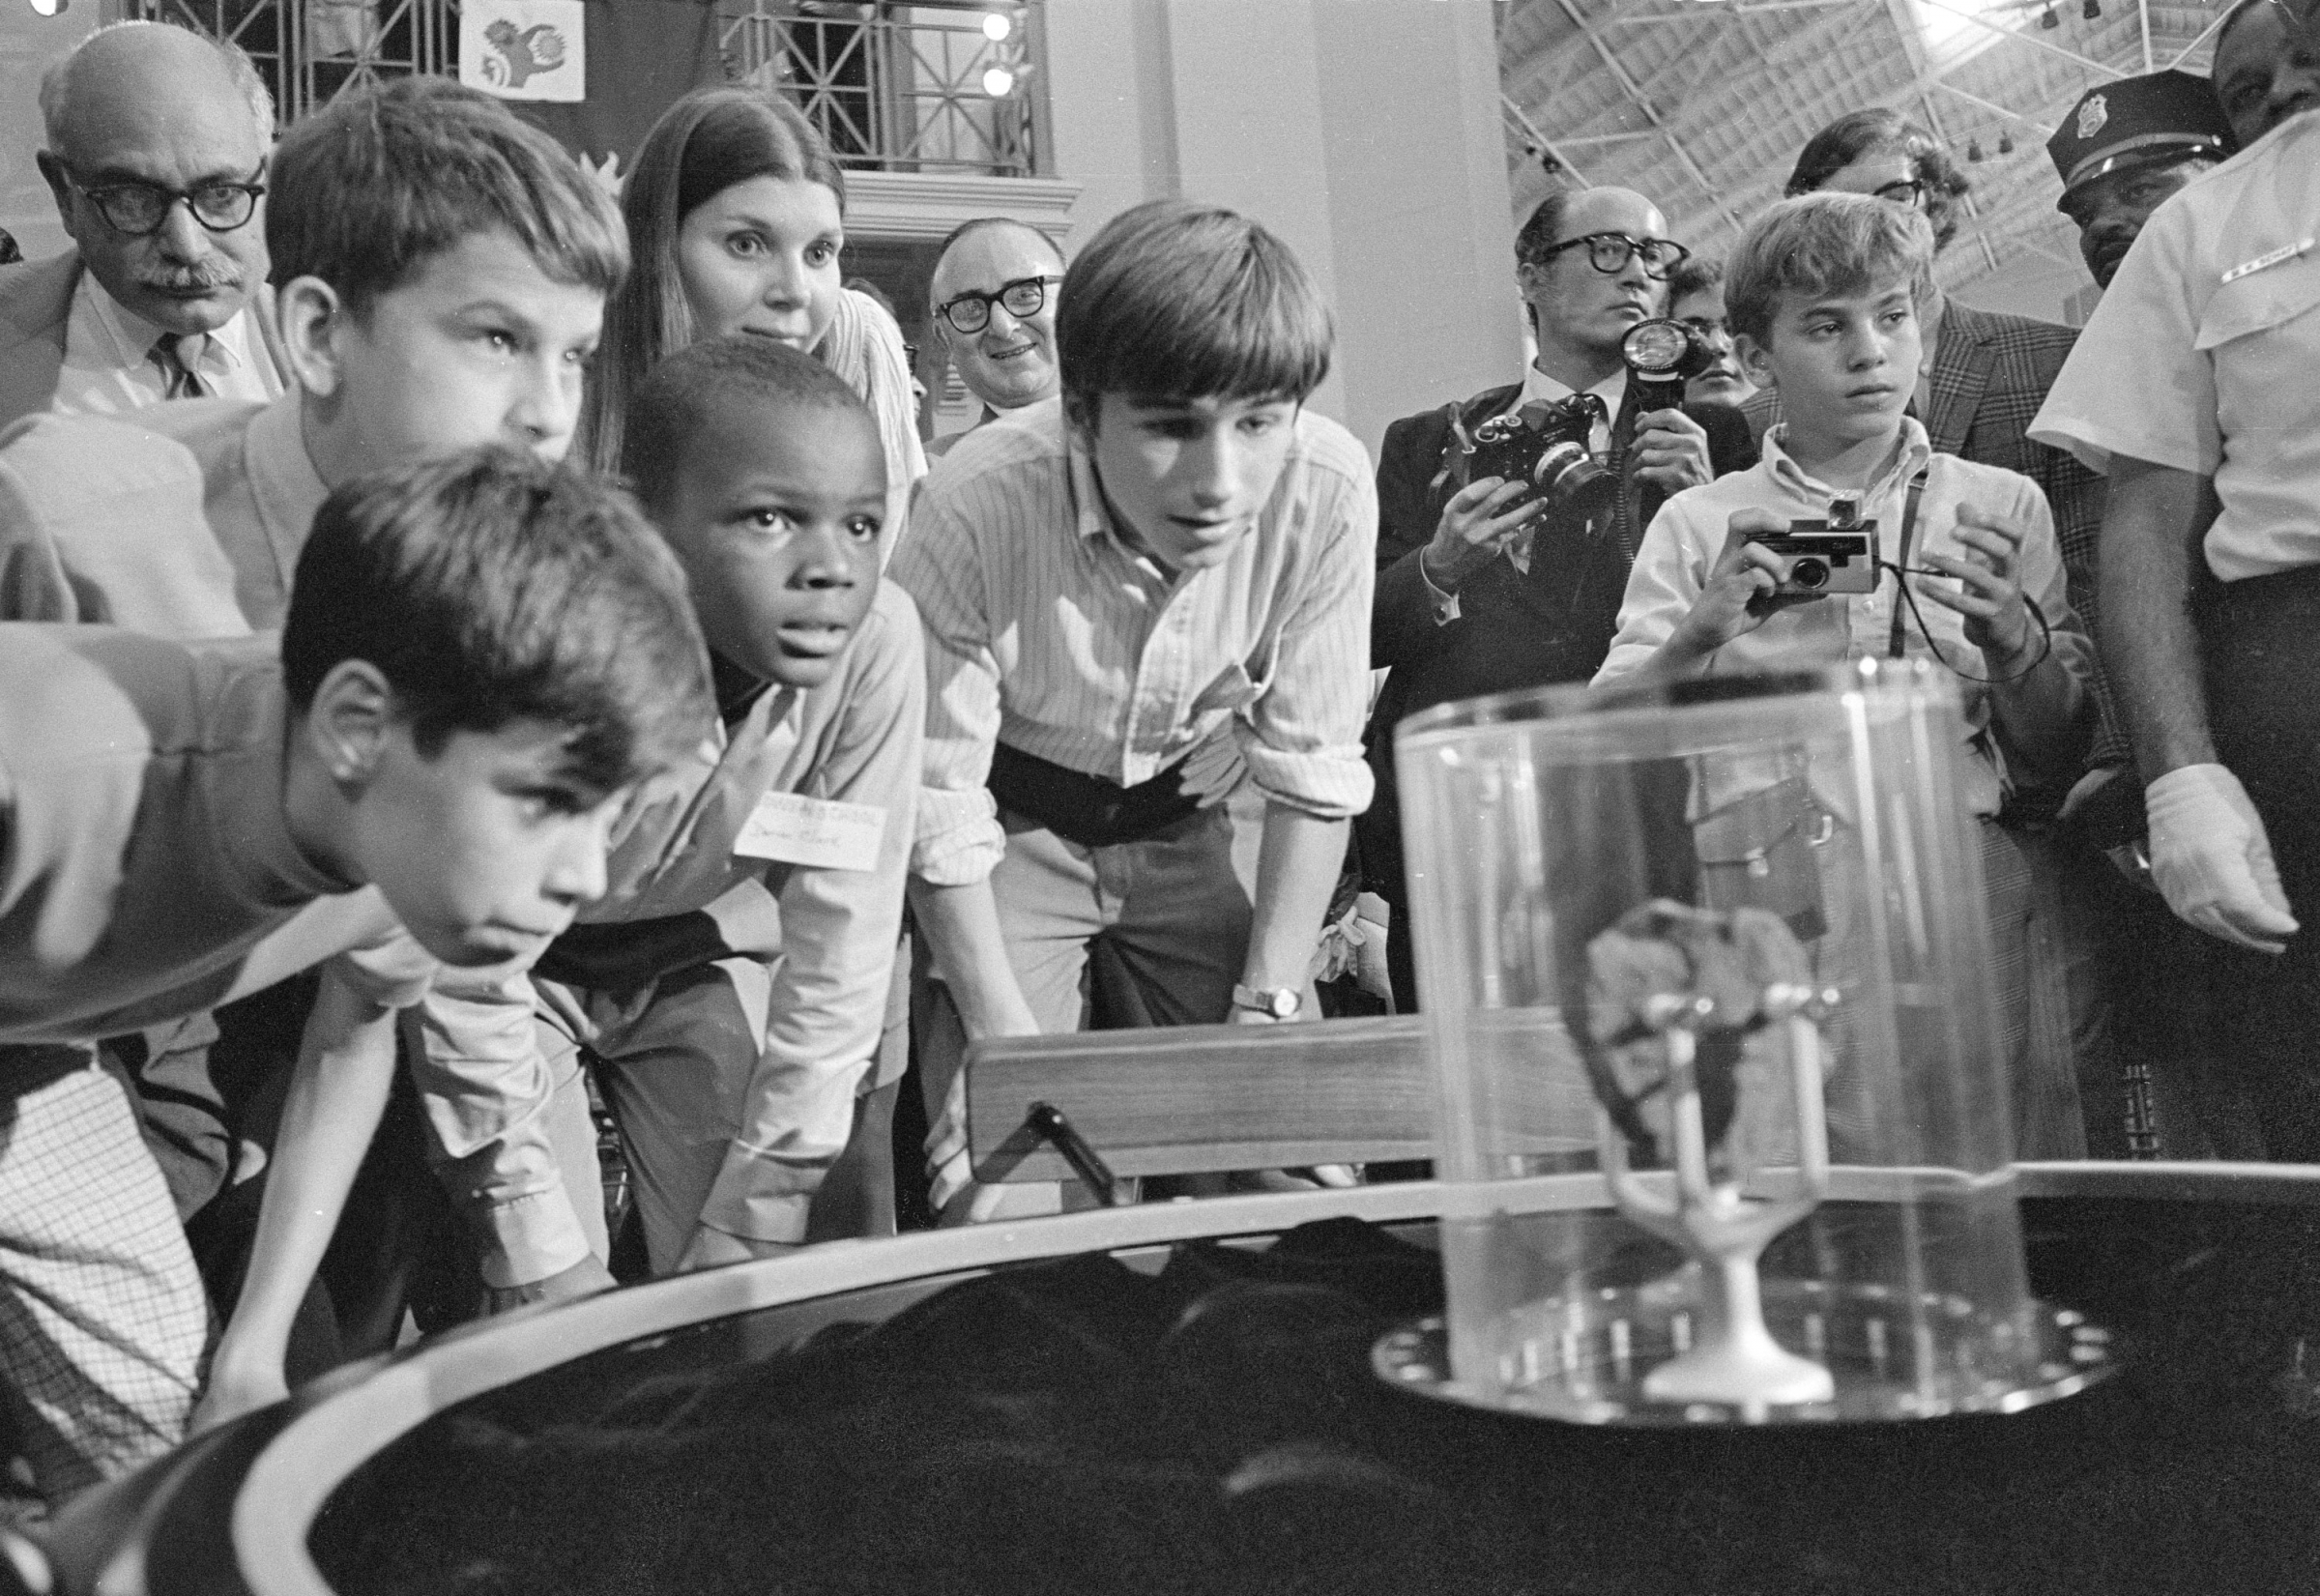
[1742, 299, 2119, 775]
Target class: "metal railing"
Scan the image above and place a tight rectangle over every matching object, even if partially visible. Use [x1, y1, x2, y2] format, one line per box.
[137, 0, 1041, 179]
[718, 1, 1041, 177]
[138, 0, 456, 131]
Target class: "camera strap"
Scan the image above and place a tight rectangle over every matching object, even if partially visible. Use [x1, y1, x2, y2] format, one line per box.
[1887, 467, 1930, 660]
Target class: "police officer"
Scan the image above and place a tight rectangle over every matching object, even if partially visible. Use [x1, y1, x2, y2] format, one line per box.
[2047, 71, 2235, 290]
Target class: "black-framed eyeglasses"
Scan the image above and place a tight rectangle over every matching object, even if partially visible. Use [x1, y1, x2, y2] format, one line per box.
[1872, 180, 1927, 209]
[935, 273, 1060, 334]
[1535, 231, 1692, 281]
[66, 173, 265, 237]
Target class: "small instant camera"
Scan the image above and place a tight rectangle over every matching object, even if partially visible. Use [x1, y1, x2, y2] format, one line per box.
[1749, 497, 1877, 597]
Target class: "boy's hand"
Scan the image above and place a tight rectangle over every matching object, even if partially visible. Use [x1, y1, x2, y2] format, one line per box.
[482, 1255, 616, 1316]
[676, 1225, 799, 1273]
[1670, 508, 1797, 657]
[1422, 478, 1540, 593]
[1915, 502, 2034, 661]
[189, 1361, 288, 1436]
[1631, 408, 1714, 495]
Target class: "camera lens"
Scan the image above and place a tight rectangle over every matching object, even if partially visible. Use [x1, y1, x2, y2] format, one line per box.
[1536, 443, 1621, 522]
[1790, 558, 1830, 590]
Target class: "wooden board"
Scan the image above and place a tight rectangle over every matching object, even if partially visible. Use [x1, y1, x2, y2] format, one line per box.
[966, 1010, 1596, 1182]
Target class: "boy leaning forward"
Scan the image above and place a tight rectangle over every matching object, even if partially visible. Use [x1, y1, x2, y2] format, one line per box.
[892, 200, 1376, 1220]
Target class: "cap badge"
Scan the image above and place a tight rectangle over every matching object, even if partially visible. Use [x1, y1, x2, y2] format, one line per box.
[2077, 94, 2108, 141]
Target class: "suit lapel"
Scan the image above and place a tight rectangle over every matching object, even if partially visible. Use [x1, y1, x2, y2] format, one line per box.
[0, 253, 79, 433]
[1924, 305, 1989, 457]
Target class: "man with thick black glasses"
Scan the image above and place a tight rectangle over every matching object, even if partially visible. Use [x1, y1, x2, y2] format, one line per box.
[0, 21, 287, 429]
[925, 216, 1065, 455]
[1360, 186, 1754, 1013]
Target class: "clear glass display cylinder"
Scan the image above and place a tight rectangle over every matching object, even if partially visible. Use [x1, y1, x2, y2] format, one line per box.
[1394, 660, 2078, 1423]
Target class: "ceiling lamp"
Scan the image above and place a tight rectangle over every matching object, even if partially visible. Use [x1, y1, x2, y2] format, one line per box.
[26, 0, 68, 16]
[981, 10, 1012, 42]
[1998, 131, 2016, 154]
[981, 65, 1015, 97]
[2039, 4, 2059, 26]
[2082, 0, 2102, 15]
[1967, 137, 1986, 161]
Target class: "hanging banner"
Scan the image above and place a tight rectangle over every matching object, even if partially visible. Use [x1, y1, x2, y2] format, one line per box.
[460, 0, 587, 102]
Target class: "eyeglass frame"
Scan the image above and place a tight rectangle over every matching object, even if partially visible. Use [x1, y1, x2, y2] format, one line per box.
[1871, 179, 1928, 209]
[62, 168, 267, 238]
[934, 273, 1062, 334]
[1531, 231, 1693, 282]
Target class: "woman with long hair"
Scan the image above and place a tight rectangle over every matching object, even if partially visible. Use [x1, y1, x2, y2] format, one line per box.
[581, 86, 924, 546]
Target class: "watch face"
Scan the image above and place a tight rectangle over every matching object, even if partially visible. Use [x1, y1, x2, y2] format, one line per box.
[1267, 989, 1298, 1019]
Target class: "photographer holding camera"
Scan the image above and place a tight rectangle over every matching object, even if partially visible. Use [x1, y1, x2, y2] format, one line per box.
[1361, 187, 1755, 1012]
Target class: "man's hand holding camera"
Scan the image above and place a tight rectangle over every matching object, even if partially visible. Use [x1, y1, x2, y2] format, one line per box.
[1914, 502, 2036, 667]
[1630, 407, 1714, 496]
[1652, 508, 1801, 676]
[1420, 477, 1542, 595]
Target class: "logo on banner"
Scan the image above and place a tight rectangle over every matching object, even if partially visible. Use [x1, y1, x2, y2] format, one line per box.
[461, 0, 584, 102]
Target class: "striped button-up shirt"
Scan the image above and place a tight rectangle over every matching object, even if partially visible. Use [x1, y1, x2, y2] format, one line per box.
[893, 397, 1377, 886]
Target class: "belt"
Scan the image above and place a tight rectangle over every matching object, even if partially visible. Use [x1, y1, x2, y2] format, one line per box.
[986, 741, 1202, 851]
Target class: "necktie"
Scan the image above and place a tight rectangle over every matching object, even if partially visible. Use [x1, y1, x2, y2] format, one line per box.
[149, 334, 207, 400]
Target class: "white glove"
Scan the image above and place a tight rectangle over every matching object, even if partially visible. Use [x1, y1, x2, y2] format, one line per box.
[2144, 764, 2300, 953]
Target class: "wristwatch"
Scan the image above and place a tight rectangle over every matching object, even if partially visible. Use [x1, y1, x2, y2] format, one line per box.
[1232, 983, 1302, 1020]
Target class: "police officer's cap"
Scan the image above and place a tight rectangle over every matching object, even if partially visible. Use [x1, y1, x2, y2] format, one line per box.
[2048, 70, 2236, 210]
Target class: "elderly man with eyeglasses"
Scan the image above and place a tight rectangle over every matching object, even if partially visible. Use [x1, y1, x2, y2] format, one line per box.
[924, 217, 1065, 457]
[1359, 186, 1756, 1014]
[0, 22, 287, 429]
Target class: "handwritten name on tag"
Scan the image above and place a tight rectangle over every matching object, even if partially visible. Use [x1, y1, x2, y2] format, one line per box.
[732, 791, 884, 872]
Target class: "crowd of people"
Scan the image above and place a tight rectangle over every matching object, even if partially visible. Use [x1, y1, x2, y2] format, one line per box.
[0, 0, 2312, 1524]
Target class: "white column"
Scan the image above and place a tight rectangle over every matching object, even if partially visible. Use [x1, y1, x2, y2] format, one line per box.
[1042, 0, 1523, 454]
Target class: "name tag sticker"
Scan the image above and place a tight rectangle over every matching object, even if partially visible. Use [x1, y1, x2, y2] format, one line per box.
[733, 791, 884, 871]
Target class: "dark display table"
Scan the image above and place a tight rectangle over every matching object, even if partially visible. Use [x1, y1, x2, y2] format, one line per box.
[41, 1170, 2320, 1596]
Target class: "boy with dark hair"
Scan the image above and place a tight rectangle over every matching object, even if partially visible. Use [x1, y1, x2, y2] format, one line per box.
[1595, 191, 2094, 1157]
[0, 448, 711, 1496]
[892, 198, 1375, 1220]
[0, 73, 631, 1327]
[379, 335, 924, 1294]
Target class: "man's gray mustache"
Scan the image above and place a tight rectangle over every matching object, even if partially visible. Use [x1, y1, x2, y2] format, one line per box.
[138, 265, 244, 292]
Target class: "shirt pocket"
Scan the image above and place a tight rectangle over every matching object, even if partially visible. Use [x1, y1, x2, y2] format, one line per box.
[2193, 247, 2320, 353]
[1189, 660, 1266, 718]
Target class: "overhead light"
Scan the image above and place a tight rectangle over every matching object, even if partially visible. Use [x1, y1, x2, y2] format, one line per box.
[981, 10, 1012, 42]
[2039, 4, 2059, 27]
[27, 0, 69, 17]
[981, 65, 1015, 97]
[2081, 0, 2101, 15]
[1997, 131, 2015, 154]
[1967, 137, 1986, 161]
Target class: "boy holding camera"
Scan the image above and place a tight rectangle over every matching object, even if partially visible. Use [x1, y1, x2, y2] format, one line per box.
[1596, 191, 2094, 1155]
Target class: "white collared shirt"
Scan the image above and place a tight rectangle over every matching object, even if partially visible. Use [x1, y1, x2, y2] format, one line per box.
[1596, 417, 2094, 817]
[2030, 108, 2320, 581]
[51, 269, 280, 418]
[893, 396, 1378, 886]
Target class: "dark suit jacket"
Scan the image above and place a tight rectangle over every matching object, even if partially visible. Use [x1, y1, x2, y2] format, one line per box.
[0, 252, 291, 432]
[1369, 384, 1756, 743]
[1740, 298, 2118, 769]
[1359, 380, 1755, 909]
